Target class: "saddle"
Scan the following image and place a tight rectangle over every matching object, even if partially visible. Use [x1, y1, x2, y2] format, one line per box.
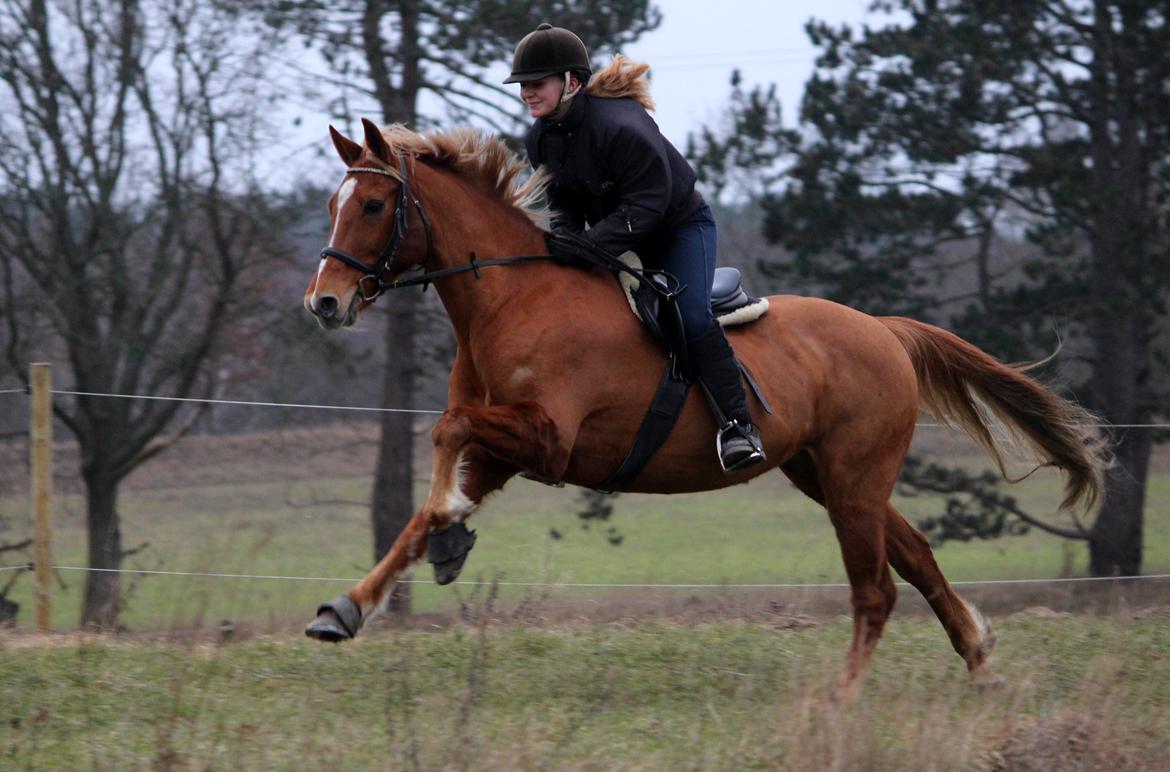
[617, 252, 770, 355]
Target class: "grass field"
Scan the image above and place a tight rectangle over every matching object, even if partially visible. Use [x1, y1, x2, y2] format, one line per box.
[2, 424, 1169, 769]
[2, 612, 1168, 770]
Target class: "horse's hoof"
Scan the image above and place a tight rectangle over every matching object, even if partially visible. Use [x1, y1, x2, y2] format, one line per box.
[305, 595, 362, 642]
[427, 522, 476, 586]
[432, 558, 466, 586]
[970, 667, 1005, 691]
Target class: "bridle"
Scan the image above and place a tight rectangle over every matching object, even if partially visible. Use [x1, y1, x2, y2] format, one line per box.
[319, 156, 436, 301]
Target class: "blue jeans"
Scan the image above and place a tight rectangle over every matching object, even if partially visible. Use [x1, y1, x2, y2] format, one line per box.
[658, 203, 717, 342]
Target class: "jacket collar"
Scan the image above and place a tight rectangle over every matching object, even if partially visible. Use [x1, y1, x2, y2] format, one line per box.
[542, 92, 587, 134]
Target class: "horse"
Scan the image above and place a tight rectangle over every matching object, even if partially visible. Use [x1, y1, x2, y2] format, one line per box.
[302, 118, 1107, 698]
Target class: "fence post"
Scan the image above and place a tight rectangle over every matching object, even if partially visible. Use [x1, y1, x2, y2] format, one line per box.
[30, 363, 52, 633]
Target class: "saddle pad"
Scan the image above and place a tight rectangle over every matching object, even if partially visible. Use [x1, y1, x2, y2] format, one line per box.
[617, 252, 769, 327]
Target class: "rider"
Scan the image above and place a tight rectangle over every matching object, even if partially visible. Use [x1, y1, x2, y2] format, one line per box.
[505, 23, 766, 473]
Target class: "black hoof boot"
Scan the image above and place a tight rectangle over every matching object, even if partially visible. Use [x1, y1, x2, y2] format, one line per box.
[427, 522, 477, 585]
[305, 595, 362, 642]
[717, 421, 766, 473]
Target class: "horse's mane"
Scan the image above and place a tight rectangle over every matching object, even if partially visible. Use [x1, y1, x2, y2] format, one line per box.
[585, 54, 655, 111]
[378, 124, 552, 226]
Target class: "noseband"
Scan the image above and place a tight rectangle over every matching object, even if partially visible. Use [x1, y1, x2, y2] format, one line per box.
[319, 156, 435, 301]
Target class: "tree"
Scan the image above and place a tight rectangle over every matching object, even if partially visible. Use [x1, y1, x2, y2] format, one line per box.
[242, 0, 661, 611]
[693, 1, 1170, 575]
[0, 0, 290, 626]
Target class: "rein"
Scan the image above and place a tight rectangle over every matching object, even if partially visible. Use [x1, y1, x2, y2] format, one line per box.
[319, 154, 683, 300]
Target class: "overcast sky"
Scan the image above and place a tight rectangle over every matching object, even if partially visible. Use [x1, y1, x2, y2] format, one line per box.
[614, 0, 873, 149]
[274, 1, 878, 185]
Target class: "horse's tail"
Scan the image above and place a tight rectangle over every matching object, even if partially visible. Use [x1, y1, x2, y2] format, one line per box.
[880, 316, 1109, 513]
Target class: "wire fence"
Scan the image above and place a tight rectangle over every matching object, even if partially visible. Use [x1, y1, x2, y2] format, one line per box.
[0, 386, 1165, 427]
[1, 382, 1167, 605]
[1, 562, 1169, 589]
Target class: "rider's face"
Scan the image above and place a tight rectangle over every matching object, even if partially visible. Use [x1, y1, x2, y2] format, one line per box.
[520, 75, 567, 119]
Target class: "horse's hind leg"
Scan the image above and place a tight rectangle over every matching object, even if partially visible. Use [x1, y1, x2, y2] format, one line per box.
[783, 447, 900, 699]
[306, 401, 573, 641]
[802, 467, 897, 699]
[784, 452, 999, 685]
[826, 499, 898, 700]
[884, 504, 999, 684]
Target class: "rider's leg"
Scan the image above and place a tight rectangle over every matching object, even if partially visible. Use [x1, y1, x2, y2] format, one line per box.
[659, 203, 765, 472]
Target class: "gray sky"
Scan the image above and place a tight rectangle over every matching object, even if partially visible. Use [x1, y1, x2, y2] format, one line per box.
[617, 0, 874, 149]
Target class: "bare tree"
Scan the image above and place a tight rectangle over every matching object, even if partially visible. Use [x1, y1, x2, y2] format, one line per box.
[0, 0, 290, 627]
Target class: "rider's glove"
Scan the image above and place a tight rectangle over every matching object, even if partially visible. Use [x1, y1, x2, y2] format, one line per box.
[545, 228, 606, 270]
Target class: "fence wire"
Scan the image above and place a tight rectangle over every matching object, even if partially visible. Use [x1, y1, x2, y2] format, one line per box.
[2, 383, 1166, 595]
[1, 562, 1168, 590]
[0, 386, 1166, 427]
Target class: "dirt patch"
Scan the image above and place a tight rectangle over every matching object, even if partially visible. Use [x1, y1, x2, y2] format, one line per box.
[7, 586, 1167, 649]
[988, 712, 1142, 772]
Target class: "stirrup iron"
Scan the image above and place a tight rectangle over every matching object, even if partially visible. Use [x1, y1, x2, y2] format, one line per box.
[716, 420, 766, 473]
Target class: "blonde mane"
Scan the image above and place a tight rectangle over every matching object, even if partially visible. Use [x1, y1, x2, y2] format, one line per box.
[585, 54, 655, 111]
[376, 124, 552, 226]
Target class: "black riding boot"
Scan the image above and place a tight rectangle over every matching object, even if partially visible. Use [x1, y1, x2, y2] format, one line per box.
[687, 321, 766, 472]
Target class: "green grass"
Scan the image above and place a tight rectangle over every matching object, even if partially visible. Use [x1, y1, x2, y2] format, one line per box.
[1, 434, 1168, 632]
[2, 615, 1168, 770]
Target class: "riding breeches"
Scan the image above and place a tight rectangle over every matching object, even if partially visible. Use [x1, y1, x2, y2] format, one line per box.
[657, 202, 717, 342]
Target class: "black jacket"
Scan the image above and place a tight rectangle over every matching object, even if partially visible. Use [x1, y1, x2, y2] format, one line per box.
[525, 94, 703, 261]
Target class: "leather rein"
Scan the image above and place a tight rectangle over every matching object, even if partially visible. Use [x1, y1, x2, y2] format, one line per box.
[318, 154, 682, 300]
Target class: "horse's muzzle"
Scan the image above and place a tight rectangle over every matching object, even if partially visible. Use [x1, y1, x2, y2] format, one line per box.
[308, 293, 357, 329]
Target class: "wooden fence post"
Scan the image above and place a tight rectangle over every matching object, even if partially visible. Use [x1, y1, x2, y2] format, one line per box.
[30, 363, 52, 633]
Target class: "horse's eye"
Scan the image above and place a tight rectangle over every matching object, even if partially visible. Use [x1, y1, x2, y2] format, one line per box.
[363, 199, 385, 215]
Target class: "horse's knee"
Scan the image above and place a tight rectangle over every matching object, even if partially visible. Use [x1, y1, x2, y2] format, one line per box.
[432, 410, 472, 449]
[853, 582, 895, 623]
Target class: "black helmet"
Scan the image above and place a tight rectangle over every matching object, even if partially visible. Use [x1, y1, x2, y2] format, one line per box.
[503, 23, 591, 84]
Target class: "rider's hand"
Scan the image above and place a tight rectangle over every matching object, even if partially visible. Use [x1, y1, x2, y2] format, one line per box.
[545, 228, 602, 270]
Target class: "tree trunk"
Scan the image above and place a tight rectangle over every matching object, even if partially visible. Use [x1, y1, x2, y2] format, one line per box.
[80, 471, 122, 629]
[1082, 0, 1153, 578]
[1085, 304, 1150, 577]
[365, 0, 423, 615]
[1089, 429, 1149, 577]
[371, 291, 419, 614]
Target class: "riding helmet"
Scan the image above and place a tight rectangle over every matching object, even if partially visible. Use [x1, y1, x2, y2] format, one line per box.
[503, 23, 591, 84]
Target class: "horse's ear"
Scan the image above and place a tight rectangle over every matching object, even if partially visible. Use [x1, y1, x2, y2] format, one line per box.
[361, 118, 394, 163]
[330, 125, 363, 167]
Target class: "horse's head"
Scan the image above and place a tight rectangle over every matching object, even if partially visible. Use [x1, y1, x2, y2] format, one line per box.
[304, 118, 429, 329]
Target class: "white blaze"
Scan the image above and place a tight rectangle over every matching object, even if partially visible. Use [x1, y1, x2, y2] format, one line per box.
[312, 177, 358, 301]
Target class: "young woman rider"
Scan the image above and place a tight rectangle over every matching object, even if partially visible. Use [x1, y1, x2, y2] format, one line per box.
[504, 23, 766, 473]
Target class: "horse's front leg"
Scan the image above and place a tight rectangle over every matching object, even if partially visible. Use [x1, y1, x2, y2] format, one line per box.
[305, 401, 572, 642]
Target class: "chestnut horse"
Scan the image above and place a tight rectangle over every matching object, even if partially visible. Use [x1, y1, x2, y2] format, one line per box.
[303, 119, 1107, 697]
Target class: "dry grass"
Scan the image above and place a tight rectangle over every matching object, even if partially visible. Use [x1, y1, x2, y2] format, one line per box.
[1, 603, 1167, 770]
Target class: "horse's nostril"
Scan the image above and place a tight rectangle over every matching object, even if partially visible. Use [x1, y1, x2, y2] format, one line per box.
[317, 295, 340, 319]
